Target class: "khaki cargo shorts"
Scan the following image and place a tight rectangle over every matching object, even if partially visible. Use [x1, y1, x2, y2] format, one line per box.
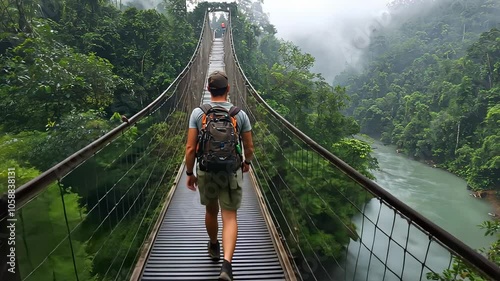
[196, 168, 243, 210]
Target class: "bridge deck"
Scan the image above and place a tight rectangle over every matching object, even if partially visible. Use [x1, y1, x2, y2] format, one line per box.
[139, 38, 287, 281]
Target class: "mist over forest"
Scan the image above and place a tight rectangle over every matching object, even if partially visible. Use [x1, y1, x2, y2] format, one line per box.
[262, 0, 392, 82]
[117, 0, 395, 82]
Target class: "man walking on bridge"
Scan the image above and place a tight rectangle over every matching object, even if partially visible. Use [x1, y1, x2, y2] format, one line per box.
[221, 22, 226, 37]
[184, 70, 254, 281]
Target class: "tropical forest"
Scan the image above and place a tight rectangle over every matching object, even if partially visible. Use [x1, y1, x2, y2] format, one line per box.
[0, 0, 499, 280]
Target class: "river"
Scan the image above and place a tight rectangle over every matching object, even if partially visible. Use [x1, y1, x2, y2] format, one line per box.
[332, 138, 495, 281]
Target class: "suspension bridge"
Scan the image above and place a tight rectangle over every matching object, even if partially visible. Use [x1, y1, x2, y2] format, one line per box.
[1, 6, 499, 281]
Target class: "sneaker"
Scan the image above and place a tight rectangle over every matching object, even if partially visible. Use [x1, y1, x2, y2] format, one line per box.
[218, 259, 233, 281]
[207, 241, 220, 261]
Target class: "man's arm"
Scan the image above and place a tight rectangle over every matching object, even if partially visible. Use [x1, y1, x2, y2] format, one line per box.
[185, 128, 199, 174]
[185, 128, 198, 191]
[241, 130, 254, 163]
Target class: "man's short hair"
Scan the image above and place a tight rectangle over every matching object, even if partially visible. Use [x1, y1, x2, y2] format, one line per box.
[208, 71, 228, 97]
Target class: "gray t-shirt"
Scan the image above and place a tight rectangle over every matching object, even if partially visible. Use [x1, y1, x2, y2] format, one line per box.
[189, 102, 252, 132]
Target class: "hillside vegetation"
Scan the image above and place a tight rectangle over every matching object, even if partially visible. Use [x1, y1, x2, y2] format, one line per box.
[335, 0, 499, 191]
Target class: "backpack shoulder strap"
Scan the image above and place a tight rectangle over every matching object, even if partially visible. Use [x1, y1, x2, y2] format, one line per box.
[228, 106, 240, 117]
[199, 104, 212, 114]
[228, 106, 240, 133]
[199, 104, 212, 129]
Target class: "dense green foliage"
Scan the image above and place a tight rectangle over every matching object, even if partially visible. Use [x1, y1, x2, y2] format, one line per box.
[1, 0, 196, 279]
[336, 0, 500, 191]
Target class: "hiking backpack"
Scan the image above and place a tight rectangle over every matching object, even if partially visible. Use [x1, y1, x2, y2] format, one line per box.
[196, 104, 242, 173]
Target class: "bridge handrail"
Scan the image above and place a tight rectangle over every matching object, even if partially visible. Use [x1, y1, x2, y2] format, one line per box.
[226, 12, 500, 281]
[0, 12, 209, 221]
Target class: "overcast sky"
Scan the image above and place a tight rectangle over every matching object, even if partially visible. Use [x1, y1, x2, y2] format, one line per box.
[261, 0, 393, 82]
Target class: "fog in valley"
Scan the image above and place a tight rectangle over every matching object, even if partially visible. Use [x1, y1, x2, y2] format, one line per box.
[261, 0, 393, 83]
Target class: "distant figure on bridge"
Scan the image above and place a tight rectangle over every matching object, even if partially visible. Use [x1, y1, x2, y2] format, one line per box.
[221, 22, 226, 37]
[185, 70, 254, 281]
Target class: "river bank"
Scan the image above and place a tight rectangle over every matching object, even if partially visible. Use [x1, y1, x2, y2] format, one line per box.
[388, 143, 499, 222]
[480, 190, 500, 219]
[419, 162, 500, 221]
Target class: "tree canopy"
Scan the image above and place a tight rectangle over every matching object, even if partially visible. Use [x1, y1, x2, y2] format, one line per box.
[336, 0, 500, 191]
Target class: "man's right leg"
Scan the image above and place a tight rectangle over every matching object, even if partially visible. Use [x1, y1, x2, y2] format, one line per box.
[206, 201, 219, 244]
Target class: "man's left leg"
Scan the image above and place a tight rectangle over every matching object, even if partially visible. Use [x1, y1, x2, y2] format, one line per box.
[206, 201, 221, 260]
[197, 169, 221, 260]
[206, 201, 219, 244]
[221, 208, 237, 262]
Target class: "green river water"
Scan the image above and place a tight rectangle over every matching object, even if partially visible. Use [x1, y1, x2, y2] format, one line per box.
[333, 138, 495, 281]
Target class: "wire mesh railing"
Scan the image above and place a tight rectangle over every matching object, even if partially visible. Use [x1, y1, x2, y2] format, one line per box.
[224, 11, 500, 281]
[0, 12, 212, 281]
